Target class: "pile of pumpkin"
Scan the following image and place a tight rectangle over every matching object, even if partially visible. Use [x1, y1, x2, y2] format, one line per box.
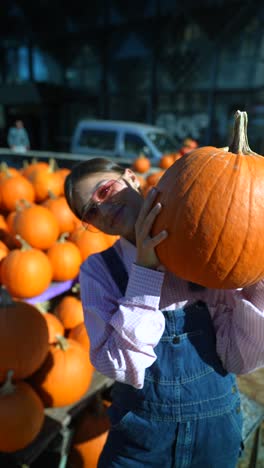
[0, 158, 118, 298]
[132, 137, 198, 195]
[0, 158, 116, 464]
[0, 286, 110, 465]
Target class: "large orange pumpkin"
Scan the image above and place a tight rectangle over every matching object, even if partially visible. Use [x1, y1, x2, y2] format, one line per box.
[30, 336, 93, 407]
[0, 289, 49, 381]
[46, 233, 82, 281]
[1, 237, 52, 298]
[68, 398, 110, 468]
[0, 370, 44, 452]
[13, 203, 59, 250]
[152, 111, 264, 289]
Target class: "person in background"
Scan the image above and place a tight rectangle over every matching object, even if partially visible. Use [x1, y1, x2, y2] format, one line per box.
[64, 157, 264, 468]
[7, 119, 30, 153]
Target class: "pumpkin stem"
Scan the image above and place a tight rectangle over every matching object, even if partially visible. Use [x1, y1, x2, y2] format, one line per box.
[0, 370, 15, 396]
[58, 232, 69, 243]
[228, 110, 257, 156]
[0, 162, 11, 178]
[0, 287, 14, 306]
[48, 158, 59, 173]
[55, 335, 69, 351]
[47, 190, 57, 199]
[15, 235, 32, 251]
[19, 198, 32, 209]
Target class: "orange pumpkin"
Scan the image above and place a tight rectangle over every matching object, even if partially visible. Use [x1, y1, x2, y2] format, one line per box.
[13, 203, 59, 250]
[158, 154, 175, 169]
[21, 159, 49, 179]
[0, 175, 35, 212]
[46, 233, 82, 281]
[132, 154, 151, 174]
[69, 226, 109, 262]
[146, 170, 165, 187]
[69, 398, 110, 468]
[69, 322, 90, 352]
[0, 215, 8, 231]
[43, 193, 80, 234]
[0, 163, 20, 182]
[28, 158, 63, 202]
[0, 370, 44, 452]
[54, 295, 84, 330]
[30, 336, 93, 407]
[0, 241, 9, 261]
[152, 110, 264, 289]
[0, 289, 49, 381]
[38, 307, 65, 344]
[1, 237, 52, 298]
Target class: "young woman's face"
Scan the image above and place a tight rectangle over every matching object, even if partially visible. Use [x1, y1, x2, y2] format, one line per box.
[75, 169, 143, 241]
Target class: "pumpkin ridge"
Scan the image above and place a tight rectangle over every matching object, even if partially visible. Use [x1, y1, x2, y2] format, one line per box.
[176, 149, 228, 199]
[182, 150, 235, 242]
[203, 154, 252, 285]
[220, 155, 258, 284]
[201, 152, 245, 271]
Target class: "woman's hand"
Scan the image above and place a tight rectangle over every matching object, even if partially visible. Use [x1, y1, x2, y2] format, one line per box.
[135, 187, 167, 270]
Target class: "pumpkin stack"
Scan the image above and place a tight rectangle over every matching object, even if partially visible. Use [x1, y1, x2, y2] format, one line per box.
[0, 159, 119, 298]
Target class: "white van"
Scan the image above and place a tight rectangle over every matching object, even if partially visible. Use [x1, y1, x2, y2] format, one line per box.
[70, 120, 178, 163]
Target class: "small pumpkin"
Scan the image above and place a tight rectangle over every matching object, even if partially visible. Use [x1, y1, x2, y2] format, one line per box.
[158, 154, 175, 169]
[0, 175, 35, 212]
[30, 336, 93, 407]
[37, 305, 65, 344]
[46, 233, 82, 281]
[13, 203, 59, 250]
[43, 192, 80, 234]
[69, 322, 90, 352]
[152, 110, 264, 289]
[132, 154, 151, 174]
[1, 236, 52, 298]
[28, 158, 63, 202]
[0, 289, 49, 381]
[54, 295, 84, 330]
[0, 370, 44, 452]
[69, 226, 109, 262]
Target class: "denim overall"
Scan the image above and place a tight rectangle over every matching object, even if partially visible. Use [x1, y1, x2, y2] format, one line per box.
[98, 247, 243, 468]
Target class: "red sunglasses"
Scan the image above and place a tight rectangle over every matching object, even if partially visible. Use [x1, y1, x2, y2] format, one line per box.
[81, 178, 123, 225]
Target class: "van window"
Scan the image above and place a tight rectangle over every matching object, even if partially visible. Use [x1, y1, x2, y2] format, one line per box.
[146, 132, 177, 154]
[124, 133, 149, 156]
[78, 129, 116, 150]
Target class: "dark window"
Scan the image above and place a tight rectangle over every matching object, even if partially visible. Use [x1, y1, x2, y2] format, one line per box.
[78, 129, 116, 150]
[124, 133, 148, 156]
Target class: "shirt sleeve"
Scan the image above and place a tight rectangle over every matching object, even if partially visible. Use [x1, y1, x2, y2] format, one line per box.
[79, 256, 165, 389]
[206, 280, 264, 375]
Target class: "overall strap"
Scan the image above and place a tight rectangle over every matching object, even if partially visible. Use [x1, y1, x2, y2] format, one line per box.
[101, 246, 129, 296]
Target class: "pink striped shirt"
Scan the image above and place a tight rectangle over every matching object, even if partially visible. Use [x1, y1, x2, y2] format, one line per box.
[80, 238, 264, 389]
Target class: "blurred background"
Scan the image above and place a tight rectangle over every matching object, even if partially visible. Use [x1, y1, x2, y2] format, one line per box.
[0, 0, 264, 154]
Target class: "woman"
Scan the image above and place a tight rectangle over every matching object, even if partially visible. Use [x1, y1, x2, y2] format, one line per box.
[65, 157, 264, 468]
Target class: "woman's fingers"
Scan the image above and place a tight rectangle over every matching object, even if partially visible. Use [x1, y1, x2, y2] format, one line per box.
[136, 188, 158, 226]
[143, 230, 168, 249]
[137, 202, 162, 239]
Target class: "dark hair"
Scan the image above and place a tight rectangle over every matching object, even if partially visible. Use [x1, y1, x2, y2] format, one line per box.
[64, 157, 124, 219]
